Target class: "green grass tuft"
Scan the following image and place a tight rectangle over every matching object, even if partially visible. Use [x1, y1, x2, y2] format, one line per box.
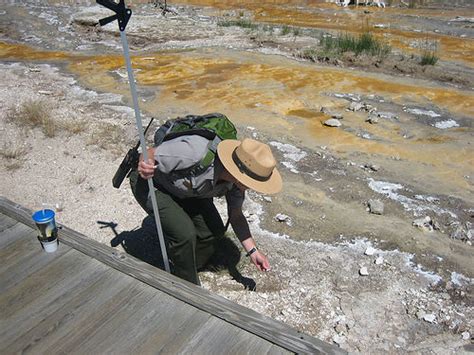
[419, 39, 439, 66]
[321, 32, 391, 58]
[420, 51, 438, 66]
[217, 19, 258, 30]
[281, 25, 291, 36]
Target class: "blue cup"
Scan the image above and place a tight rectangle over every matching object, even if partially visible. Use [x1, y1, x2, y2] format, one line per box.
[32, 209, 58, 252]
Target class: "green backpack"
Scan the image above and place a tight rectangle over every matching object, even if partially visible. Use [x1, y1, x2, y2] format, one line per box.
[153, 113, 237, 177]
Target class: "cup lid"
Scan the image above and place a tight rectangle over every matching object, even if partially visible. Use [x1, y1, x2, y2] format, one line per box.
[32, 209, 55, 223]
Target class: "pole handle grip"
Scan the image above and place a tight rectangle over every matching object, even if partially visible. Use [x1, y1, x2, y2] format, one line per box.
[96, 0, 131, 31]
[99, 14, 118, 27]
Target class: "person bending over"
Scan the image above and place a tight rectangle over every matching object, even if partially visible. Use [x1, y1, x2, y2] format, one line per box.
[131, 137, 282, 285]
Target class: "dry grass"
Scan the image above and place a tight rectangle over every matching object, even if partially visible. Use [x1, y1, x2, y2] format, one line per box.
[7, 100, 59, 138]
[72, 172, 87, 185]
[87, 122, 127, 156]
[0, 142, 26, 160]
[62, 119, 88, 135]
[0, 142, 27, 171]
[6, 100, 133, 158]
[7, 100, 91, 138]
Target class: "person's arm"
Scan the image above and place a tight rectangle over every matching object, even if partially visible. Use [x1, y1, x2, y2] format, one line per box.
[229, 207, 271, 272]
[138, 147, 156, 179]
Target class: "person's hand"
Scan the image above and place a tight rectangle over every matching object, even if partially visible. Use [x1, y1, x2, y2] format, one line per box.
[250, 250, 271, 272]
[138, 158, 156, 180]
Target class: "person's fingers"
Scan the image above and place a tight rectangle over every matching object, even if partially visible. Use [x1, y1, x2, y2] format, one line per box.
[262, 257, 271, 271]
[251, 252, 271, 272]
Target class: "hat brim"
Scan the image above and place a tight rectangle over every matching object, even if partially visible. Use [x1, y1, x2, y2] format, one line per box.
[217, 140, 282, 195]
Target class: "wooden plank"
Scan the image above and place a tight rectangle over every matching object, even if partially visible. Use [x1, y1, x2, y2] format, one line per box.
[0, 196, 343, 355]
[118, 294, 211, 354]
[25, 272, 155, 354]
[0, 213, 18, 232]
[1, 267, 137, 354]
[0, 220, 35, 249]
[0, 249, 105, 344]
[268, 344, 293, 355]
[0, 225, 71, 293]
[67, 288, 193, 354]
[148, 307, 213, 354]
[172, 315, 276, 354]
[0, 224, 39, 272]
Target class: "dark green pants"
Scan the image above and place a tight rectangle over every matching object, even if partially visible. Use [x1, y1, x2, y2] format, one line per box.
[129, 171, 225, 285]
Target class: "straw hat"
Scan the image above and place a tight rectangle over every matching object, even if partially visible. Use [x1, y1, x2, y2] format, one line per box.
[217, 138, 282, 195]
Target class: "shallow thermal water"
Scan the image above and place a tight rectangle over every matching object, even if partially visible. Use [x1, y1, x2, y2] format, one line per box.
[1, 1, 473, 200]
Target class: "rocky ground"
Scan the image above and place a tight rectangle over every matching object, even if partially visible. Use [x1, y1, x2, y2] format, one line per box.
[0, 1, 473, 353]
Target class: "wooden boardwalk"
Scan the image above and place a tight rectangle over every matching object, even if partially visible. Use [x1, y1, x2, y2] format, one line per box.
[0, 197, 343, 354]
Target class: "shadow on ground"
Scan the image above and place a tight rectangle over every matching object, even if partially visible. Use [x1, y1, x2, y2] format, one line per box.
[98, 216, 257, 290]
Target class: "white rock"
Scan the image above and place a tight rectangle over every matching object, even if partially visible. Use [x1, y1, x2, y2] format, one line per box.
[349, 102, 364, 111]
[275, 213, 292, 226]
[413, 216, 434, 232]
[275, 213, 290, 222]
[461, 331, 470, 340]
[423, 314, 436, 323]
[416, 310, 426, 320]
[263, 196, 272, 203]
[368, 199, 384, 215]
[364, 246, 376, 256]
[366, 116, 379, 124]
[375, 256, 384, 265]
[359, 267, 369, 276]
[332, 334, 346, 345]
[324, 119, 342, 127]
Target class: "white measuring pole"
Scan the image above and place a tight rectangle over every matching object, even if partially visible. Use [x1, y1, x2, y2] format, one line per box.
[120, 30, 170, 273]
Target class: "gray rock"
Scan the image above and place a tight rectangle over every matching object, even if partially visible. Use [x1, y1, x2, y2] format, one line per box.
[366, 115, 380, 124]
[364, 163, 380, 171]
[451, 225, 467, 240]
[365, 104, 376, 112]
[375, 256, 384, 265]
[332, 113, 344, 120]
[275, 213, 292, 226]
[413, 216, 434, 232]
[416, 310, 426, 320]
[332, 334, 346, 345]
[368, 199, 384, 215]
[334, 322, 347, 333]
[364, 246, 376, 256]
[377, 112, 399, 120]
[349, 102, 364, 111]
[432, 219, 441, 231]
[423, 314, 436, 323]
[467, 229, 473, 240]
[324, 119, 342, 127]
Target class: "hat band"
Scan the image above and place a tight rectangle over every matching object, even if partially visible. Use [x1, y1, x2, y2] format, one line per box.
[232, 149, 272, 182]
